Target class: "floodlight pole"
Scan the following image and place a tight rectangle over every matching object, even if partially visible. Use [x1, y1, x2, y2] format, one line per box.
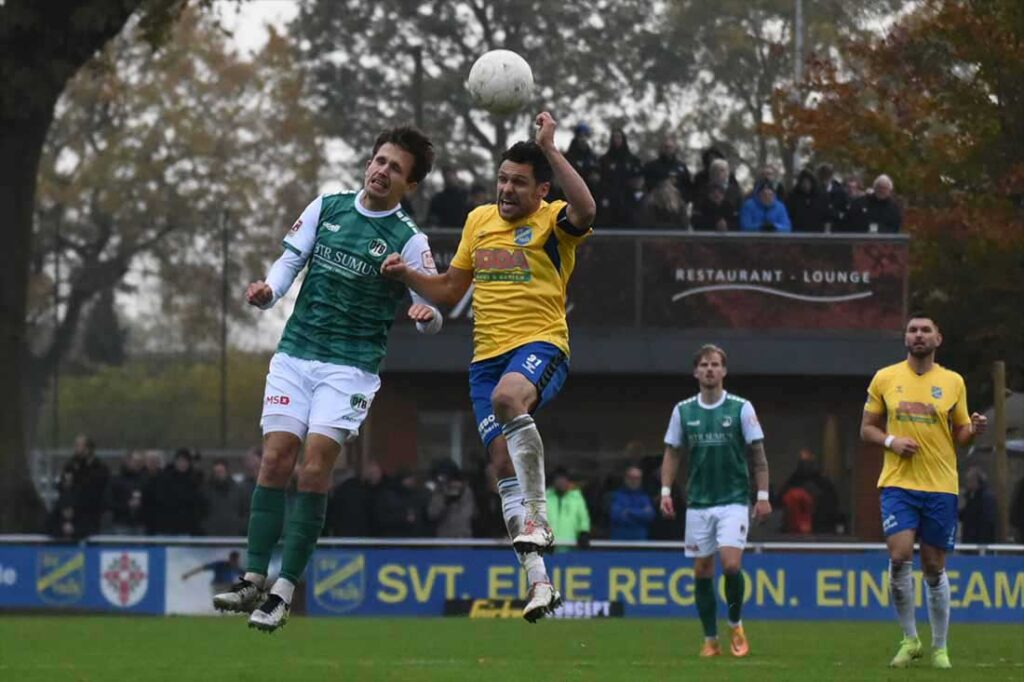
[220, 210, 229, 449]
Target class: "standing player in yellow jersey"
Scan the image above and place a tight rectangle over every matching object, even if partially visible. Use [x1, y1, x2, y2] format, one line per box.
[382, 111, 596, 621]
[860, 313, 987, 669]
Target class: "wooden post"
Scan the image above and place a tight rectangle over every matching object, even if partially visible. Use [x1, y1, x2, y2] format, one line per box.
[992, 361, 1009, 541]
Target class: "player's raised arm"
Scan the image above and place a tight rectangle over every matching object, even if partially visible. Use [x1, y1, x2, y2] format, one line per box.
[534, 112, 596, 231]
[381, 255, 472, 308]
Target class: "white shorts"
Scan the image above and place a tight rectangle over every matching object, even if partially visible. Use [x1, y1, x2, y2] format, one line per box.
[684, 504, 750, 558]
[260, 352, 380, 442]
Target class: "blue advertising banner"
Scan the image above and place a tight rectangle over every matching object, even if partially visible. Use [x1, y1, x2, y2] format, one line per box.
[305, 548, 1024, 623]
[0, 545, 165, 614]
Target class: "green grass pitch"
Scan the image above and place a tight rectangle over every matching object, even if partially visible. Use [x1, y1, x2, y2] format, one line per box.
[0, 616, 1021, 681]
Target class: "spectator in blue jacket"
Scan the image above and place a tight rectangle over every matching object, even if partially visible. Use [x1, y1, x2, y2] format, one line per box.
[610, 465, 656, 540]
[740, 181, 792, 232]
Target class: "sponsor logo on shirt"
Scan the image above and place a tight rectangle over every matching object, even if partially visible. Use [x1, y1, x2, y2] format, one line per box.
[882, 514, 898, 532]
[894, 400, 939, 424]
[323, 221, 342, 232]
[313, 243, 377, 278]
[265, 395, 291, 406]
[474, 248, 531, 283]
[421, 250, 436, 272]
[687, 420, 701, 427]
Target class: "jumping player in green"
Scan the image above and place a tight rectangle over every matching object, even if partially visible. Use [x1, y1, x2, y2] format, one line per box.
[212, 127, 442, 633]
[659, 344, 772, 658]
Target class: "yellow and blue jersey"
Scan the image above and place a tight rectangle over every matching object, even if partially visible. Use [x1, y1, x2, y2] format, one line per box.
[451, 199, 591, 362]
[865, 360, 972, 495]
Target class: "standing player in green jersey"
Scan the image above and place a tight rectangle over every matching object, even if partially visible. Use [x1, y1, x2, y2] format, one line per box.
[659, 344, 772, 658]
[211, 127, 443, 633]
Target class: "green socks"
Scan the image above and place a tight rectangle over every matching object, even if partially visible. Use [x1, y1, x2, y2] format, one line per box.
[279, 491, 327, 584]
[245, 485, 286, 576]
[695, 577, 718, 637]
[725, 571, 744, 624]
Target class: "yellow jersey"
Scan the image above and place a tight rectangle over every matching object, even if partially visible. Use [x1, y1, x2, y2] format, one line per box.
[450, 199, 591, 362]
[865, 360, 971, 494]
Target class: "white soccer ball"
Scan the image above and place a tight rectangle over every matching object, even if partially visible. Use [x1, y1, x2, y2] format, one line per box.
[466, 49, 534, 115]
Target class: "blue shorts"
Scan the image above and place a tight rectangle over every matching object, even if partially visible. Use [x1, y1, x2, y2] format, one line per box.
[880, 487, 958, 551]
[469, 341, 569, 448]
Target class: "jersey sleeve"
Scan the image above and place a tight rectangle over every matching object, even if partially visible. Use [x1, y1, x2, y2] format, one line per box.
[663, 404, 684, 448]
[550, 200, 593, 245]
[951, 375, 972, 428]
[450, 209, 477, 271]
[401, 232, 443, 335]
[864, 371, 886, 414]
[740, 401, 765, 444]
[282, 195, 323, 259]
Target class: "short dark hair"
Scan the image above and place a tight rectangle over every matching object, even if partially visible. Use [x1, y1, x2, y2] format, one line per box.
[692, 344, 728, 368]
[500, 141, 553, 184]
[906, 311, 939, 330]
[372, 126, 435, 184]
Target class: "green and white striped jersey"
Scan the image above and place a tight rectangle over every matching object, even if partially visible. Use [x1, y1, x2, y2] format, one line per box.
[271, 190, 438, 374]
[664, 392, 764, 508]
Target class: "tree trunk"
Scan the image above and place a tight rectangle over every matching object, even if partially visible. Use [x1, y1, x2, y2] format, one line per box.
[0, 0, 150, 531]
[0, 115, 54, 532]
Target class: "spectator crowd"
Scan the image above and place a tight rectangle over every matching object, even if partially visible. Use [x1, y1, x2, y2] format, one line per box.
[418, 124, 904, 235]
[49, 434, 1015, 544]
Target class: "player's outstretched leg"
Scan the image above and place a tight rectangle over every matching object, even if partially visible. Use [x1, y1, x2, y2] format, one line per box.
[497, 476, 561, 622]
[888, 559, 922, 667]
[503, 415, 554, 554]
[213, 484, 286, 613]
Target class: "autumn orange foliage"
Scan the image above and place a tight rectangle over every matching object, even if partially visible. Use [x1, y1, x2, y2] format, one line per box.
[769, 0, 1023, 396]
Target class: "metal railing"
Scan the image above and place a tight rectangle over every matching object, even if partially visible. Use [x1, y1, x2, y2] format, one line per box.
[2, 534, 1021, 556]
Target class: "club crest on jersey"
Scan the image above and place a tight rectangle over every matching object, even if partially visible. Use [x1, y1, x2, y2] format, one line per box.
[514, 226, 533, 245]
[367, 238, 388, 258]
[721, 416, 733, 428]
[350, 394, 369, 411]
[931, 386, 943, 399]
[312, 552, 365, 613]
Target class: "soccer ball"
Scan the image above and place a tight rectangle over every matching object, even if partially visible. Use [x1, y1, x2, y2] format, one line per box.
[465, 49, 534, 115]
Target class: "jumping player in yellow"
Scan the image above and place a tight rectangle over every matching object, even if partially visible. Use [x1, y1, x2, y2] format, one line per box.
[861, 313, 987, 669]
[382, 111, 596, 621]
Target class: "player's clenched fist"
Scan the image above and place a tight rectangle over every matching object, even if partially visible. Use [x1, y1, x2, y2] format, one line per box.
[659, 495, 675, 519]
[407, 303, 435, 323]
[380, 253, 407, 280]
[245, 281, 273, 307]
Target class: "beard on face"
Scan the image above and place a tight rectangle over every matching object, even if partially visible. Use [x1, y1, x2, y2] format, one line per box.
[906, 342, 935, 358]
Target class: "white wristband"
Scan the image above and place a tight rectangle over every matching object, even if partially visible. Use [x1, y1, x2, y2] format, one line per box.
[756, 490, 769, 502]
[660, 486, 671, 497]
[884, 435, 895, 449]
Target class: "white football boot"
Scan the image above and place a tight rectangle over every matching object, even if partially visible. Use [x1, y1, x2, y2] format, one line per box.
[212, 578, 265, 613]
[248, 594, 290, 633]
[513, 517, 555, 555]
[523, 581, 563, 623]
